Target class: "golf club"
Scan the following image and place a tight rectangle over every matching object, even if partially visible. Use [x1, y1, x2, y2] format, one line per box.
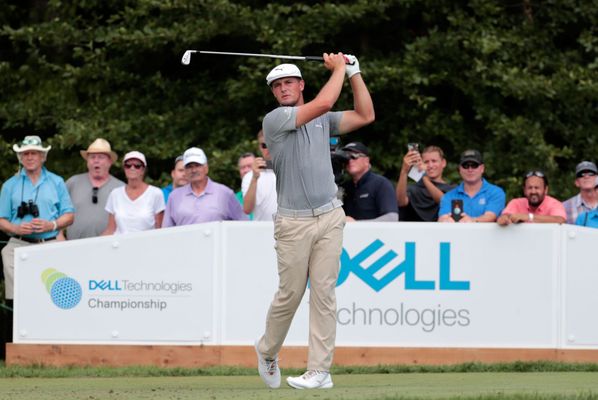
[181, 50, 354, 65]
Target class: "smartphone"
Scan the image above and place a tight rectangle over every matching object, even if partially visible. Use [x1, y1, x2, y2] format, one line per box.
[260, 159, 273, 170]
[407, 143, 419, 152]
[451, 199, 463, 222]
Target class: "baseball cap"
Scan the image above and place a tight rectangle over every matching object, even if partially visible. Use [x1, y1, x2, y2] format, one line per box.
[341, 142, 369, 155]
[266, 64, 302, 86]
[459, 149, 483, 165]
[123, 151, 147, 166]
[183, 147, 208, 166]
[575, 161, 598, 177]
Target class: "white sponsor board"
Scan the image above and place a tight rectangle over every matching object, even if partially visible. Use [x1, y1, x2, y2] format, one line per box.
[12, 222, 598, 349]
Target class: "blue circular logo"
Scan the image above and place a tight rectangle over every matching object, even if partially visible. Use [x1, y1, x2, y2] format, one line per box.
[50, 277, 82, 309]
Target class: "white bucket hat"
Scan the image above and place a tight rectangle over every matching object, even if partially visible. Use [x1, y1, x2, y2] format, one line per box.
[266, 63, 302, 86]
[13, 136, 51, 153]
[80, 138, 118, 163]
[183, 147, 208, 166]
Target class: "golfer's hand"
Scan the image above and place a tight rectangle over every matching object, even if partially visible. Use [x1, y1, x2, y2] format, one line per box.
[323, 52, 347, 73]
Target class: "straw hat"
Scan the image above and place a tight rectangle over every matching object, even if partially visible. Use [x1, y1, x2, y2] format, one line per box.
[80, 138, 118, 163]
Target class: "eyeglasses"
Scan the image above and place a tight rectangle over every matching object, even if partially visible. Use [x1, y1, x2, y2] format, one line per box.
[349, 153, 367, 160]
[92, 187, 99, 204]
[577, 171, 597, 178]
[124, 163, 144, 169]
[525, 170, 545, 178]
[260, 143, 268, 149]
[460, 162, 480, 169]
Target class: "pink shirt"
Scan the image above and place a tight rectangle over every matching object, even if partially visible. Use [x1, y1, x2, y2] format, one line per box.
[502, 195, 566, 219]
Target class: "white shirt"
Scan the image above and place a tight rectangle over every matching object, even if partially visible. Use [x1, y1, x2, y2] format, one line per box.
[105, 185, 165, 234]
[242, 169, 278, 221]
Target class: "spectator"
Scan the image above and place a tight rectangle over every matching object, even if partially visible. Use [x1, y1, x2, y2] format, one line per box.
[0, 135, 74, 302]
[438, 149, 505, 222]
[236, 152, 255, 220]
[340, 142, 397, 221]
[162, 155, 187, 203]
[576, 177, 598, 228]
[497, 170, 566, 226]
[102, 151, 165, 235]
[162, 147, 246, 227]
[242, 130, 277, 221]
[64, 138, 124, 239]
[396, 145, 453, 221]
[563, 161, 598, 224]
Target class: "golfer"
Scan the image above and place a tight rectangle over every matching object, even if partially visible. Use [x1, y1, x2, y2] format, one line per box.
[255, 53, 374, 389]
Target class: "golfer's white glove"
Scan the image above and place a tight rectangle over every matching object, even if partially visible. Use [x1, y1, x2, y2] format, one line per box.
[344, 54, 361, 78]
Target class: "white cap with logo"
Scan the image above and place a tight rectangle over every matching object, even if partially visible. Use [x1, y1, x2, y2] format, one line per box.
[266, 63, 302, 86]
[183, 147, 208, 166]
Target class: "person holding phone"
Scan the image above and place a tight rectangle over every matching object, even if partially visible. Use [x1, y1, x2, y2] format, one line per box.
[242, 129, 277, 221]
[396, 144, 453, 221]
[438, 149, 505, 222]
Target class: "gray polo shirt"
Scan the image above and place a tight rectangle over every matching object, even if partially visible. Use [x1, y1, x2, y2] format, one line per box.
[262, 106, 342, 210]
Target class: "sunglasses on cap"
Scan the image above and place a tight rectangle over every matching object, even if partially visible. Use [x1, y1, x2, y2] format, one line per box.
[576, 171, 597, 178]
[124, 162, 144, 170]
[349, 153, 367, 160]
[460, 162, 480, 169]
[525, 170, 545, 178]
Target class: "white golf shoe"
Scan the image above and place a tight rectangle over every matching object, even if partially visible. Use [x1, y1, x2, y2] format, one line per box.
[286, 370, 333, 389]
[254, 341, 281, 389]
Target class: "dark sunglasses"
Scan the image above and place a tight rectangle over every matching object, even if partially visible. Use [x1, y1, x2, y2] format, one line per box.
[124, 163, 144, 170]
[92, 187, 99, 204]
[349, 153, 367, 160]
[460, 162, 480, 169]
[577, 171, 597, 178]
[525, 170, 545, 178]
[259, 142, 268, 149]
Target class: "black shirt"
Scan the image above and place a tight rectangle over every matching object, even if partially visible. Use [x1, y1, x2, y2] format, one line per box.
[400, 179, 454, 221]
[341, 170, 398, 220]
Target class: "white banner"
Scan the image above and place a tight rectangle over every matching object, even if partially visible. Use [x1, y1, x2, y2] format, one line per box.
[12, 221, 598, 349]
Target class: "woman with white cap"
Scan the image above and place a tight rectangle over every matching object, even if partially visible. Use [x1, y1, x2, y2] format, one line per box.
[102, 151, 165, 235]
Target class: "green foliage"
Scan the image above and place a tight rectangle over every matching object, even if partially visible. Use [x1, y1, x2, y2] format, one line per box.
[0, 0, 596, 199]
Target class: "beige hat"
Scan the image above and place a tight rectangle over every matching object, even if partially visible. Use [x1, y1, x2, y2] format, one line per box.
[80, 138, 118, 163]
[13, 136, 51, 153]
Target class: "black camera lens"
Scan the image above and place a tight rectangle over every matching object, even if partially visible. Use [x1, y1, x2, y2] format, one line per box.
[17, 201, 27, 218]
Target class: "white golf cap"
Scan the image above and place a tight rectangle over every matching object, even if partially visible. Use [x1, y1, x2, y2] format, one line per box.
[183, 147, 208, 166]
[266, 63, 302, 86]
[123, 150, 147, 166]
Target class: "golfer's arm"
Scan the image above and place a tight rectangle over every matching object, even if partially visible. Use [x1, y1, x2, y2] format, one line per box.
[338, 74, 375, 134]
[296, 68, 345, 127]
[243, 176, 258, 214]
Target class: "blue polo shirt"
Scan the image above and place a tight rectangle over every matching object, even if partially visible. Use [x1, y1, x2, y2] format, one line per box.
[576, 209, 598, 228]
[0, 167, 75, 239]
[439, 179, 505, 218]
[341, 170, 398, 220]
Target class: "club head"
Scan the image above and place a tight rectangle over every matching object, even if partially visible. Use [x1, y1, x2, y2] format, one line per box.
[181, 50, 197, 65]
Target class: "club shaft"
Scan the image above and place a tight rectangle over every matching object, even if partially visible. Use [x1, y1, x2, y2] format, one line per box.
[198, 50, 323, 62]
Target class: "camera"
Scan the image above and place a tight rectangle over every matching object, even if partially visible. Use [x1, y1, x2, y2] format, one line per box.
[330, 135, 350, 184]
[17, 200, 40, 219]
[451, 199, 463, 222]
[260, 159, 273, 170]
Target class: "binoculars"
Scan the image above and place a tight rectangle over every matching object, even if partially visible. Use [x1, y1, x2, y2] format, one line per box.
[17, 200, 40, 219]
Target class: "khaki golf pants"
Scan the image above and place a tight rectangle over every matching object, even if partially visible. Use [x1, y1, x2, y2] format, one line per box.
[258, 207, 345, 371]
[2, 237, 33, 300]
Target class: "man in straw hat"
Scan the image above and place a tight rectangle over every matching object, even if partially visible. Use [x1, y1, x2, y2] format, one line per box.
[0, 135, 74, 305]
[63, 138, 124, 239]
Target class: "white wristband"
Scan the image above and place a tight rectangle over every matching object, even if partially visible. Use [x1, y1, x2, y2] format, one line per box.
[528, 213, 534, 223]
[52, 220, 58, 231]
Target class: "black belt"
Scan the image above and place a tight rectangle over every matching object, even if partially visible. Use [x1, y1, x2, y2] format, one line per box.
[13, 236, 57, 244]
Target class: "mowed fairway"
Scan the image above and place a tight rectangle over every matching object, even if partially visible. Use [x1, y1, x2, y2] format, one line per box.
[1, 372, 598, 400]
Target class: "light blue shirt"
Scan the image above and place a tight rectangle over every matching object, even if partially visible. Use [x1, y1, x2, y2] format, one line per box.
[439, 179, 505, 218]
[576, 209, 598, 228]
[0, 167, 75, 239]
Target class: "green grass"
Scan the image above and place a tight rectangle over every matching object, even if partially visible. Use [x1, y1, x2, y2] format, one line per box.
[1, 372, 598, 400]
[1, 363, 598, 400]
